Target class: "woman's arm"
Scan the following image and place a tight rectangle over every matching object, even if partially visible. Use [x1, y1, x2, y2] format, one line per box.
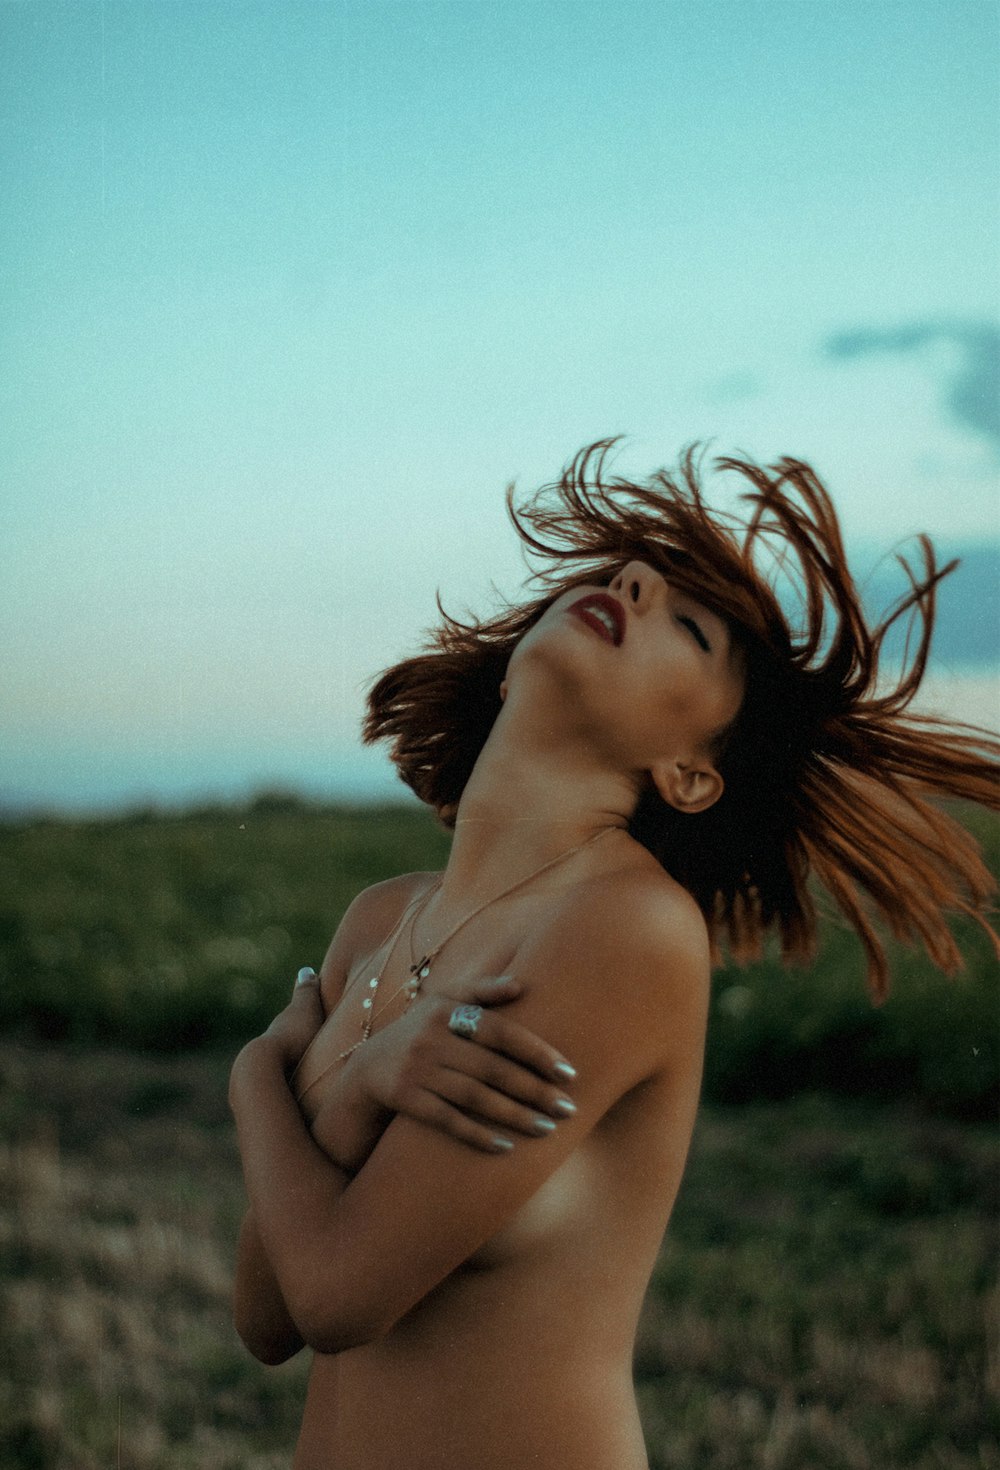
[233, 1211, 305, 1364]
[230, 886, 368, 1366]
[307, 973, 581, 1171]
[231, 877, 578, 1360]
[230, 875, 711, 1356]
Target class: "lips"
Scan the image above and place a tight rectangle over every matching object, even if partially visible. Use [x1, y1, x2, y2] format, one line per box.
[568, 593, 625, 647]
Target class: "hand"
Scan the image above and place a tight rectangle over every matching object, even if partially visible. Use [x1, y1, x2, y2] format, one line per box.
[317, 974, 579, 1155]
[259, 966, 326, 1074]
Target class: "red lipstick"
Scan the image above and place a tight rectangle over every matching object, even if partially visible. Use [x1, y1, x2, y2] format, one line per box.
[568, 593, 625, 647]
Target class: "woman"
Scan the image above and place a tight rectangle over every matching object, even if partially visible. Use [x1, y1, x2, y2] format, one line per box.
[230, 442, 998, 1468]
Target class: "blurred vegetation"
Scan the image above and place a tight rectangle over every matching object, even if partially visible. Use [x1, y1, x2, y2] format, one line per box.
[1, 801, 997, 1467]
[0, 796, 996, 1116]
[0, 798, 450, 1051]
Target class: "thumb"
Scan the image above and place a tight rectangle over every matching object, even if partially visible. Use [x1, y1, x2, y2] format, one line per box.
[294, 966, 324, 1019]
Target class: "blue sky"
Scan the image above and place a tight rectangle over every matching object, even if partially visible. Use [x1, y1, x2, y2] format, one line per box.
[2, 0, 998, 813]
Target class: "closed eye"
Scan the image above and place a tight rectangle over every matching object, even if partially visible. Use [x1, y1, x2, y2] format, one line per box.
[678, 615, 711, 652]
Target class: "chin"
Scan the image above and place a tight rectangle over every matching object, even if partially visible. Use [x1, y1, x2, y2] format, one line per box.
[508, 622, 598, 699]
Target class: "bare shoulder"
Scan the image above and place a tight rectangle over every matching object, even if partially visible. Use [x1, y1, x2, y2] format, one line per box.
[337, 870, 439, 940]
[601, 858, 708, 952]
[554, 857, 710, 999]
[318, 870, 440, 1007]
[511, 853, 711, 1096]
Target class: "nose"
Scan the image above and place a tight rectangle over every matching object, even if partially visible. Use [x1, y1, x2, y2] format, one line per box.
[611, 560, 663, 610]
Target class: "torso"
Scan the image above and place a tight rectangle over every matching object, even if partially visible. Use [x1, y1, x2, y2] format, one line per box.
[290, 864, 706, 1470]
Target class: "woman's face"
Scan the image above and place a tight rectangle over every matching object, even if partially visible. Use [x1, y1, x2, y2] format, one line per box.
[505, 560, 745, 802]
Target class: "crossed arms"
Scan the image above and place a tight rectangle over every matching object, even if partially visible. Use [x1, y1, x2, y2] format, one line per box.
[230, 872, 710, 1360]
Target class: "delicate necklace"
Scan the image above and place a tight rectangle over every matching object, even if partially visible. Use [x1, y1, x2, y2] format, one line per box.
[404, 826, 613, 984]
[346, 879, 442, 1052]
[294, 825, 616, 1097]
[293, 887, 430, 1099]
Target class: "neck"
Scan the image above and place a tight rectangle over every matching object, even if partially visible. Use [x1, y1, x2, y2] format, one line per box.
[440, 703, 637, 904]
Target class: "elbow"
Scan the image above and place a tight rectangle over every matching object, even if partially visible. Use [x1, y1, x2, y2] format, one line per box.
[290, 1287, 392, 1356]
[233, 1304, 304, 1367]
[239, 1331, 301, 1367]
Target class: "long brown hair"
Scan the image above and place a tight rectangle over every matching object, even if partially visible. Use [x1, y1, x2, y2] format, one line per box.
[364, 440, 999, 999]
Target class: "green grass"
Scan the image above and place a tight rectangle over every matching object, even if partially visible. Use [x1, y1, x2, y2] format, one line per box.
[1, 797, 996, 1115]
[637, 1097, 999, 1469]
[0, 1044, 995, 1470]
[1, 799, 994, 1467]
[0, 799, 451, 1050]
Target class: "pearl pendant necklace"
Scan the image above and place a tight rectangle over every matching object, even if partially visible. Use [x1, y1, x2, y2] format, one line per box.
[295, 825, 616, 1098]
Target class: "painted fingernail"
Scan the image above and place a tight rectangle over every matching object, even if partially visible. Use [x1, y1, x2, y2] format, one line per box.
[296, 967, 317, 985]
[554, 1097, 577, 1117]
[492, 1136, 514, 1152]
[533, 1116, 557, 1134]
[553, 1061, 577, 1080]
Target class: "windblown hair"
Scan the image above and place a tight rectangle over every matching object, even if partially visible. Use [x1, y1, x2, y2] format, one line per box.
[364, 440, 999, 999]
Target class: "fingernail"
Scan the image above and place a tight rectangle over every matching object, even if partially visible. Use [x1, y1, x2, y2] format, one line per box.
[554, 1097, 577, 1116]
[533, 1116, 557, 1134]
[492, 1136, 514, 1152]
[553, 1061, 577, 1080]
[296, 967, 317, 986]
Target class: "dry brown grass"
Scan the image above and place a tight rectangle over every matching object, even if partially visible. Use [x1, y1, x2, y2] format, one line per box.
[1, 1043, 996, 1469]
[0, 1044, 307, 1469]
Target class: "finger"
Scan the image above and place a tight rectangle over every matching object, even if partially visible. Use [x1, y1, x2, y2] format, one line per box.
[433, 1070, 565, 1138]
[440, 1043, 577, 1120]
[406, 1090, 516, 1155]
[291, 965, 324, 1023]
[444, 1005, 577, 1087]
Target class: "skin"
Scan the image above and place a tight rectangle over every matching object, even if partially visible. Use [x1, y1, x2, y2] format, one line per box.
[230, 560, 745, 1469]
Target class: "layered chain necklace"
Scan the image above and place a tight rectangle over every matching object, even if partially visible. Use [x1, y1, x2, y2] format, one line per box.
[294, 825, 615, 1100]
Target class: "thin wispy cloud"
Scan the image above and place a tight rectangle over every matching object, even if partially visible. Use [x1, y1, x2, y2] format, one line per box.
[823, 321, 1000, 452]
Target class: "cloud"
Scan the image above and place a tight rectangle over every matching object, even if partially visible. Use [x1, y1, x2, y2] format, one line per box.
[859, 540, 1000, 668]
[823, 321, 1000, 451]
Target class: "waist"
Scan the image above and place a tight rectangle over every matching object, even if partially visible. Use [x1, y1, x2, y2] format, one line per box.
[300, 1344, 646, 1470]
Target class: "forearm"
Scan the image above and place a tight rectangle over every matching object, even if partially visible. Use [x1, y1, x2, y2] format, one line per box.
[233, 1210, 305, 1364]
[230, 1037, 359, 1346]
[305, 1052, 393, 1174]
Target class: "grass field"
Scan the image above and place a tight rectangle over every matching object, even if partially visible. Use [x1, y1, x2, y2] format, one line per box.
[1, 800, 997, 1467]
[1, 1042, 997, 1470]
[1, 799, 997, 1115]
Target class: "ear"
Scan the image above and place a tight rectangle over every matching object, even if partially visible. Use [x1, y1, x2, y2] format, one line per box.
[499, 678, 508, 703]
[649, 758, 724, 815]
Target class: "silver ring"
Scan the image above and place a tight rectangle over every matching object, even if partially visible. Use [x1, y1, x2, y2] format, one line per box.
[448, 1003, 483, 1040]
